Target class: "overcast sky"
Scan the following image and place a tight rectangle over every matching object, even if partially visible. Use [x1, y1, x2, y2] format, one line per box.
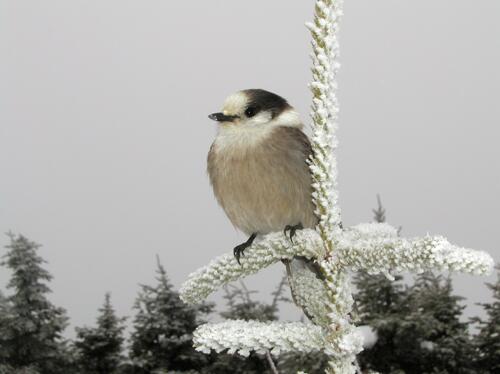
[1, 0, 499, 336]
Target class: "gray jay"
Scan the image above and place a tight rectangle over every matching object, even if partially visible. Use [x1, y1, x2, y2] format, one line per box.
[207, 89, 319, 266]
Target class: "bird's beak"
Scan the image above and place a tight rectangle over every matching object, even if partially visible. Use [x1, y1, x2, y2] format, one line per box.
[208, 112, 239, 122]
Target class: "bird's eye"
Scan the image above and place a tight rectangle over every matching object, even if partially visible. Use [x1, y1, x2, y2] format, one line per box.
[244, 106, 259, 118]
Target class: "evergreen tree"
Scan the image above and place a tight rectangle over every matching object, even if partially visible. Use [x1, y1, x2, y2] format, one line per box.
[387, 272, 476, 374]
[74, 293, 126, 374]
[220, 280, 282, 322]
[359, 272, 477, 374]
[473, 264, 500, 373]
[372, 194, 386, 223]
[0, 233, 69, 374]
[129, 256, 211, 373]
[0, 290, 9, 320]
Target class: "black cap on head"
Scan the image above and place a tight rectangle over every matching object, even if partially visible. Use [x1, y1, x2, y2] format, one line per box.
[242, 89, 291, 119]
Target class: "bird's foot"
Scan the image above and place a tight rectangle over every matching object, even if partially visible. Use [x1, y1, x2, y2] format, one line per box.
[233, 233, 257, 265]
[284, 223, 303, 244]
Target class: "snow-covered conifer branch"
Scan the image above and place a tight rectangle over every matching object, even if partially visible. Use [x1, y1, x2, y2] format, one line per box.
[180, 230, 324, 305]
[193, 320, 366, 363]
[193, 321, 326, 357]
[306, 2, 365, 371]
[307, 0, 344, 248]
[287, 262, 331, 327]
[336, 223, 494, 277]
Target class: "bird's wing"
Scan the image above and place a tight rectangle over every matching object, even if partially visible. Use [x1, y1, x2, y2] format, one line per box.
[274, 126, 326, 312]
[277, 126, 314, 165]
[273, 126, 316, 227]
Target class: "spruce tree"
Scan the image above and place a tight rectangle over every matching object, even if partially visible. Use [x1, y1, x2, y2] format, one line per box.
[359, 271, 476, 374]
[0, 291, 16, 374]
[74, 293, 126, 374]
[390, 272, 476, 374]
[0, 233, 69, 374]
[220, 280, 282, 322]
[473, 264, 500, 373]
[129, 256, 211, 373]
[0, 290, 9, 320]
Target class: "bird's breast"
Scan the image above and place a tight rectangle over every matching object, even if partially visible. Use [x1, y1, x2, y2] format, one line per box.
[207, 128, 316, 235]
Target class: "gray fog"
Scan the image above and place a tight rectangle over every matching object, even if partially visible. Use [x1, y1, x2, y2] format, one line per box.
[1, 0, 499, 335]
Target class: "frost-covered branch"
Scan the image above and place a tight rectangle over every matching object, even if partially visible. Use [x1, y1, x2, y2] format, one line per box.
[193, 320, 364, 368]
[193, 321, 326, 356]
[336, 223, 494, 277]
[306, 2, 359, 371]
[181, 223, 494, 306]
[307, 0, 344, 248]
[180, 230, 324, 304]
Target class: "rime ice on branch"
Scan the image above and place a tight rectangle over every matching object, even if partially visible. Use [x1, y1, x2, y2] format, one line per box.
[180, 230, 325, 305]
[194, 321, 326, 357]
[179, 1, 494, 373]
[180, 225, 493, 306]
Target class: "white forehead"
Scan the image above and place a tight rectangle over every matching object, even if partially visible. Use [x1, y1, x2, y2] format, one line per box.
[222, 91, 248, 115]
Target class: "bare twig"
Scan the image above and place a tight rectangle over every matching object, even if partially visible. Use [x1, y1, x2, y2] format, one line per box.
[271, 273, 290, 310]
[265, 350, 280, 374]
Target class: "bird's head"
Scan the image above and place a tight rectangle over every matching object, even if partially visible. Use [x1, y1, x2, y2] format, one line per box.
[208, 89, 301, 130]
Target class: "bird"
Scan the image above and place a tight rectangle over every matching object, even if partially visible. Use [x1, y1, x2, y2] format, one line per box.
[207, 89, 320, 267]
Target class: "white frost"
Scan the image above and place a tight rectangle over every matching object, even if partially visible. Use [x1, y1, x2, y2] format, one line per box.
[357, 325, 378, 349]
[193, 321, 327, 356]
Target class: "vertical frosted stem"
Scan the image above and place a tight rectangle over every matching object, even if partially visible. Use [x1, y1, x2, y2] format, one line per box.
[307, 0, 344, 250]
[307, 1, 358, 372]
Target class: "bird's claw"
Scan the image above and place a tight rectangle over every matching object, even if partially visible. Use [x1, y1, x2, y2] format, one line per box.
[233, 243, 247, 265]
[284, 223, 303, 244]
[233, 233, 257, 265]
